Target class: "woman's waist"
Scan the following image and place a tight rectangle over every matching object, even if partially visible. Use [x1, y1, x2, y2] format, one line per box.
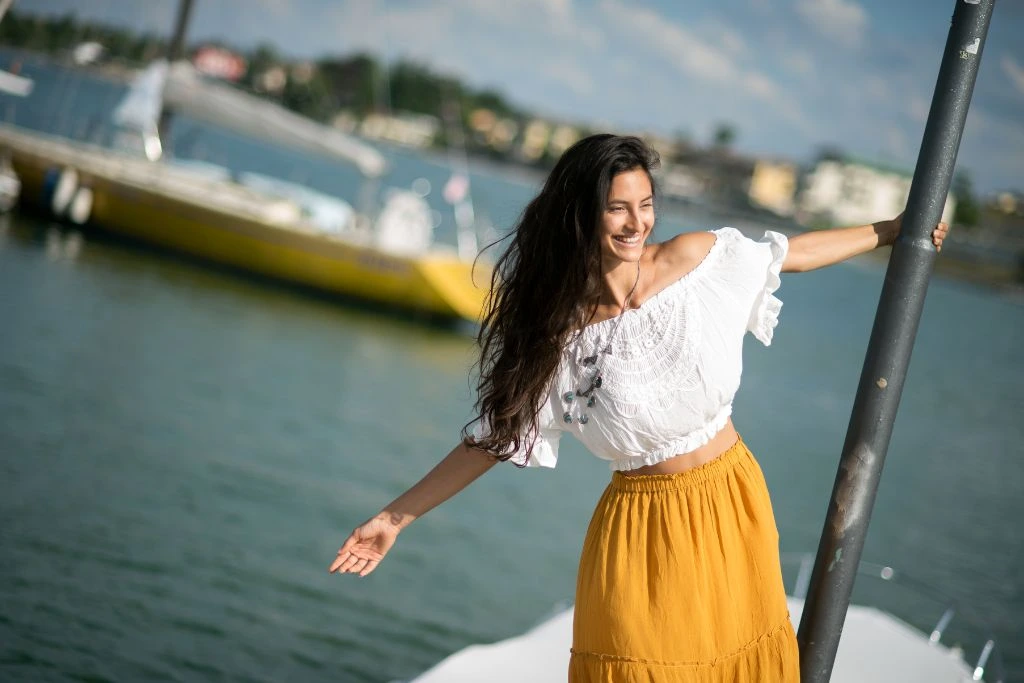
[574, 404, 735, 471]
[620, 419, 739, 476]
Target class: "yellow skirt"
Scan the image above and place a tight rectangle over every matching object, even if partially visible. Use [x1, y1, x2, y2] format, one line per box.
[570, 437, 799, 682]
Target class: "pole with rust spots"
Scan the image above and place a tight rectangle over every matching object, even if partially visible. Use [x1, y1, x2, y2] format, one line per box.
[796, 0, 996, 680]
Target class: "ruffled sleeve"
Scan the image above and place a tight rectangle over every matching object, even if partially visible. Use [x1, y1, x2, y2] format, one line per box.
[710, 227, 788, 346]
[745, 230, 788, 345]
[470, 387, 563, 468]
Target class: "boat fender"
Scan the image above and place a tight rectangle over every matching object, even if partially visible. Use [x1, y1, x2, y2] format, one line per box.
[68, 186, 93, 225]
[41, 167, 60, 209]
[51, 167, 79, 217]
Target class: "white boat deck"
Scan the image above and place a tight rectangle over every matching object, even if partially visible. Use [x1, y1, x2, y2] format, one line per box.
[411, 598, 978, 682]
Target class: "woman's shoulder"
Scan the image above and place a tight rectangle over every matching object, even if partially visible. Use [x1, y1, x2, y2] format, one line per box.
[651, 230, 718, 282]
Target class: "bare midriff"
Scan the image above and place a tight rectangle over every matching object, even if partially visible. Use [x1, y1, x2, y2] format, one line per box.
[620, 418, 740, 476]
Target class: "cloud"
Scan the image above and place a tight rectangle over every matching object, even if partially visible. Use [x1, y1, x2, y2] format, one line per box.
[598, 1, 739, 83]
[782, 50, 816, 78]
[1002, 55, 1024, 97]
[545, 60, 594, 96]
[594, 0, 813, 134]
[884, 125, 911, 158]
[795, 0, 868, 48]
[908, 96, 929, 124]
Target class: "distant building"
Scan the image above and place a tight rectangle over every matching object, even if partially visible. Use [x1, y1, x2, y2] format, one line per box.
[800, 159, 956, 226]
[657, 149, 799, 218]
[72, 42, 104, 66]
[256, 66, 287, 95]
[467, 109, 519, 152]
[193, 46, 247, 82]
[669, 148, 757, 207]
[994, 191, 1022, 215]
[549, 125, 580, 157]
[468, 108, 497, 136]
[749, 161, 798, 216]
[290, 62, 316, 85]
[360, 113, 439, 148]
[519, 120, 551, 161]
[488, 118, 519, 152]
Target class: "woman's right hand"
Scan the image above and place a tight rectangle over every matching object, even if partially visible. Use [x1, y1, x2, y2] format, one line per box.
[329, 513, 402, 577]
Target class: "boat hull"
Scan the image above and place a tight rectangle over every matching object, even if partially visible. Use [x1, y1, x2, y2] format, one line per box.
[1, 125, 490, 323]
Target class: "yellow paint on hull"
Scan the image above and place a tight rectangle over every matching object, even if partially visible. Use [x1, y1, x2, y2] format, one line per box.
[4, 126, 491, 321]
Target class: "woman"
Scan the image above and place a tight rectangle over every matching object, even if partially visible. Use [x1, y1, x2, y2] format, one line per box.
[329, 135, 948, 681]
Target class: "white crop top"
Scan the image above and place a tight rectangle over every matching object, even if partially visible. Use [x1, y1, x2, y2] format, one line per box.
[473, 227, 788, 471]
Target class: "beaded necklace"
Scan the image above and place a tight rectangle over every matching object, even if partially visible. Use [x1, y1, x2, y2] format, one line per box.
[562, 259, 641, 425]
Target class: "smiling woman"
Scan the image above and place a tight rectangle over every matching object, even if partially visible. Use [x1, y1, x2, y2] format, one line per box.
[330, 134, 948, 682]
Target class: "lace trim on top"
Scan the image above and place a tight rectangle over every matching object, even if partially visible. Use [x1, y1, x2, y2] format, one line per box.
[564, 233, 726, 417]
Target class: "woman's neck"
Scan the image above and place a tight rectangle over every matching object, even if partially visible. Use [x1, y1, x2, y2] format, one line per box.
[600, 257, 642, 310]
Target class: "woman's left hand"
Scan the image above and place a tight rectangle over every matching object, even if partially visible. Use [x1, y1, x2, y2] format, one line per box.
[931, 220, 949, 253]
[887, 213, 950, 252]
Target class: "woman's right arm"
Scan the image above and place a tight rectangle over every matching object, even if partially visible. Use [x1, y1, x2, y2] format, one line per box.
[328, 440, 499, 577]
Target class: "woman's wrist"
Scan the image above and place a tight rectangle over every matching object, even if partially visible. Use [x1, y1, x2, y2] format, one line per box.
[376, 509, 412, 531]
[872, 218, 899, 248]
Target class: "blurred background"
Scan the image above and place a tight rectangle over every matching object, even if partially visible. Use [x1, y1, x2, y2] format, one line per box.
[0, 1, 1021, 681]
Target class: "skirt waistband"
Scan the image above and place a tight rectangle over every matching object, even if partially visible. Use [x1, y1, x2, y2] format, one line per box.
[609, 437, 751, 493]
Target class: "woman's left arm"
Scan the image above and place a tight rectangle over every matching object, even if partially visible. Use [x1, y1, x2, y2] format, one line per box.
[782, 215, 949, 273]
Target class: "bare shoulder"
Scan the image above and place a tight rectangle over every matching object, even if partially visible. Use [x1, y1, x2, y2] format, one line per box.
[651, 231, 717, 280]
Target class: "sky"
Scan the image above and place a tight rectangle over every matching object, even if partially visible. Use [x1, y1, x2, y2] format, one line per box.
[25, 0, 1024, 194]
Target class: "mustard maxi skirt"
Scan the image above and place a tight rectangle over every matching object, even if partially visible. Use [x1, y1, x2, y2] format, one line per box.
[569, 437, 800, 682]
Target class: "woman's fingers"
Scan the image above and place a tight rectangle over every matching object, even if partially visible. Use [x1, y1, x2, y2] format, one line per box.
[338, 530, 361, 555]
[329, 551, 351, 573]
[933, 221, 949, 252]
[337, 552, 362, 573]
[329, 520, 395, 576]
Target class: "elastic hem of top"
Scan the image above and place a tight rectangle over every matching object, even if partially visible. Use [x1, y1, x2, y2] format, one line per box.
[608, 436, 750, 492]
[607, 404, 733, 472]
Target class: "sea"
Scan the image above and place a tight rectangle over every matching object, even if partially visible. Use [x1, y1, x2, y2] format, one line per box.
[1, 52, 1022, 682]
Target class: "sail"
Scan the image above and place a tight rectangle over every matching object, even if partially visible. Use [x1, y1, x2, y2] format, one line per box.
[111, 60, 167, 161]
[112, 60, 168, 133]
[162, 61, 387, 178]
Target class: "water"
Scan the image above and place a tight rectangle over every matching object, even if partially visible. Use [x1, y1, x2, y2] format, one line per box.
[1, 56, 1022, 682]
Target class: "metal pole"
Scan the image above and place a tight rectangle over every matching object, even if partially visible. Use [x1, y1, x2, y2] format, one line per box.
[158, 0, 195, 143]
[165, 0, 195, 63]
[796, 1, 996, 680]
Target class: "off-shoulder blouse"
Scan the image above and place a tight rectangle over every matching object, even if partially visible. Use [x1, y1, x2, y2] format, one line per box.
[474, 227, 788, 471]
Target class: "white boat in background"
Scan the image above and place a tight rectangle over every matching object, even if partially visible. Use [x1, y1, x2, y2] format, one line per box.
[0, 153, 20, 211]
[0, 0, 32, 211]
[409, 554, 1005, 682]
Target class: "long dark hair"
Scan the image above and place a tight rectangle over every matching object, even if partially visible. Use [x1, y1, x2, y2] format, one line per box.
[466, 134, 660, 462]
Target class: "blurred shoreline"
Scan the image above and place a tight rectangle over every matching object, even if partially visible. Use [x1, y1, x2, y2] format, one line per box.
[6, 46, 1023, 297]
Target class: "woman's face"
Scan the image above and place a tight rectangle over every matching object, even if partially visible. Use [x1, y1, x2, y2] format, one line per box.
[598, 168, 655, 264]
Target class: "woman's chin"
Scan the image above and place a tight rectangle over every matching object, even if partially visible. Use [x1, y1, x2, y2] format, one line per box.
[604, 242, 645, 262]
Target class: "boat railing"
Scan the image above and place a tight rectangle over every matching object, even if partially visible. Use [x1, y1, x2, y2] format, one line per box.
[780, 552, 1006, 682]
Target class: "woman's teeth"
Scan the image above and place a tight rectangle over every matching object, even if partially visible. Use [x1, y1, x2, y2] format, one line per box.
[614, 235, 641, 245]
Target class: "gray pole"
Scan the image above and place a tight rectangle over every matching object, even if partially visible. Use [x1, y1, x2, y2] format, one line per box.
[796, 1, 996, 680]
[158, 0, 195, 143]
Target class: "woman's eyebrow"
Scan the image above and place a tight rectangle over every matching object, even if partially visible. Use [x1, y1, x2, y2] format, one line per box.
[607, 195, 654, 204]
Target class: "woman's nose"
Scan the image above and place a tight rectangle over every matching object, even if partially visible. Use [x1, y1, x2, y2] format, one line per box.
[627, 208, 644, 229]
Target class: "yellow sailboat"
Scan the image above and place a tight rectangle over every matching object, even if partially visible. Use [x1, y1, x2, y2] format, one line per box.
[4, 125, 489, 322]
[1, 54, 491, 323]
